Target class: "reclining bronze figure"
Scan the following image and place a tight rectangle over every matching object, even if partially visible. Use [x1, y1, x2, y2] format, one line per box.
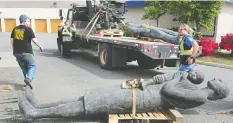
[125, 22, 180, 44]
[17, 71, 229, 121]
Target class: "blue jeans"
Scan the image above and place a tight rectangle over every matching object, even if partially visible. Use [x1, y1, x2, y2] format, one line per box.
[179, 63, 195, 72]
[14, 53, 36, 81]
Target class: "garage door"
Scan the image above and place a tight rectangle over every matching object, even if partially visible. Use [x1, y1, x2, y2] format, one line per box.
[35, 19, 47, 33]
[4, 19, 16, 32]
[50, 19, 62, 33]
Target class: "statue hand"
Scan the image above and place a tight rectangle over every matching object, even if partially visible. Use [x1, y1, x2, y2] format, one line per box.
[173, 72, 181, 79]
[121, 81, 131, 89]
[122, 79, 143, 89]
[153, 75, 164, 84]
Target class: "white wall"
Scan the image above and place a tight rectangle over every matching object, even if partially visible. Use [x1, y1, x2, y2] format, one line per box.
[0, 8, 68, 19]
[0, 1, 86, 8]
[215, 3, 233, 42]
[124, 7, 179, 28]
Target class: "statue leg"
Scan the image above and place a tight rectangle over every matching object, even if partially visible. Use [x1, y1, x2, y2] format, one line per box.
[18, 91, 85, 120]
[149, 28, 178, 44]
[125, 23, 178, 44]
[125, 22, 141, 28]
[24, 86, 78, 108]
[157, 27, 178, 36]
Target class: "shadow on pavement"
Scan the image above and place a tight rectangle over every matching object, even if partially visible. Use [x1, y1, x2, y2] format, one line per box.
[198, 100, 233, 112]
[36, 49, 164, 80]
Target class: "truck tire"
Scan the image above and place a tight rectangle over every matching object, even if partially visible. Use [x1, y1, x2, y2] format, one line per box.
[61, 42, 70, 57]
[99, 43, 112, 69]
[57, 38, 61, 52]
[137, 57, 161, 69]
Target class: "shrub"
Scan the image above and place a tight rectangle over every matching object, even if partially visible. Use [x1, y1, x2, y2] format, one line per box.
[219, 33, 233, 51]
[193, 31, 202, 40]
[198, 37, 219, 56]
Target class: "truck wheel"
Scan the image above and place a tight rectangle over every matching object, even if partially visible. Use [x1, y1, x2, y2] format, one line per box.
[137, 57, 161, 69]
[57, 38, 61, 52]
[99, 43, 112, 69]
[61, 42, 70, 57]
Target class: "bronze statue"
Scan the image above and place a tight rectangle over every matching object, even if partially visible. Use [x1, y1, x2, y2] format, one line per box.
[17, 71, 229, 121]
[125, 22, 180, 44]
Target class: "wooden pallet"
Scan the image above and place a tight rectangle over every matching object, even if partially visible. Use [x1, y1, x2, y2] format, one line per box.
[108, 108, 184, 123]
[99, 29, 124, 37]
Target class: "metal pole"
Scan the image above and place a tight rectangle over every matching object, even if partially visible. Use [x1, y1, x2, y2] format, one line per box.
[86, 14, 100, 40]
[81, 12, 100, 36]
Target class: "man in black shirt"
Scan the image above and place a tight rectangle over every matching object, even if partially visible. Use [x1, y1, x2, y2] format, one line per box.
[11, 15, 43, 89]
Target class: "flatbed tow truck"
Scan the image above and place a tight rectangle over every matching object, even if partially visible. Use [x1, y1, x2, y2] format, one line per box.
[57, 0, 186, 70]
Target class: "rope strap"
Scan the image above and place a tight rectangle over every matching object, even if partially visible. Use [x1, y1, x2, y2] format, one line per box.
[125, 78, 143, 118]
[132, 88, 136, 118]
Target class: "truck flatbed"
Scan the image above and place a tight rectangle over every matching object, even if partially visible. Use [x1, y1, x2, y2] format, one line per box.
[79, 34, 177, 47]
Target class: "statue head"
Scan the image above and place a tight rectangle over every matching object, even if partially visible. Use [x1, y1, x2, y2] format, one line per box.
[187, 70, 204, 84]
[207, 78, 230, 100]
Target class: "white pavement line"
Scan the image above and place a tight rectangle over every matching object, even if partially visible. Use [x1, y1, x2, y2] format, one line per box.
[0, 52, 18, 68]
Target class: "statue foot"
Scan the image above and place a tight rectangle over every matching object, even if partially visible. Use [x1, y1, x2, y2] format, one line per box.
[17, 91, 38, 122]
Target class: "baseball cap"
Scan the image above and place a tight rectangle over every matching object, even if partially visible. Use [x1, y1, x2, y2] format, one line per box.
[19, 14, 30, 23]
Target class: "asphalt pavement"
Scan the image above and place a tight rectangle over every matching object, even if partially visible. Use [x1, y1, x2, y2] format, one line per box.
[0, 32, 232, 123]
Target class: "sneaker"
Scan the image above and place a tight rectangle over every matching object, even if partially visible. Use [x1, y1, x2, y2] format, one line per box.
[24, 78, 33, 90]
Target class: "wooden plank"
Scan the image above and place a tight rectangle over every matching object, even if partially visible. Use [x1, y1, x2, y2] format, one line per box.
[141, 113, 149, 117]
[154, 109, 167, 119]
[119, 114, 125, 118]
[108, 117, 118, 123]
[109, 114, 118, 118]
[124, 114, 130, 118]
[152, 112, 161, 118]
[168, 109, 184, 123]
[147, 112, 155, 117]
[136, 113, 143, 118]
[158, 108, 169, 118]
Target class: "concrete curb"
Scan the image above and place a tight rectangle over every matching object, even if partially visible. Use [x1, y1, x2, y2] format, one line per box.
[196, 60, 233, 70]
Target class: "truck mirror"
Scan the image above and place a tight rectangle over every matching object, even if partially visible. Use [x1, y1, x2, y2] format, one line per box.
[59, 9, 63, 20]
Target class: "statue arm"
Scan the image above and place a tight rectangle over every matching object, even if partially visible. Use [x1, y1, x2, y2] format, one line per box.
[141, 72, 182, 89]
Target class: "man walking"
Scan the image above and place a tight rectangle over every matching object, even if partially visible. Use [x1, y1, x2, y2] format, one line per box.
[10, 14, 43, 89]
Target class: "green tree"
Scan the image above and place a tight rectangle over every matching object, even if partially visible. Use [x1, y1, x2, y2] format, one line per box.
[142, 1, 225, 32]
[142, 1, 168, 27]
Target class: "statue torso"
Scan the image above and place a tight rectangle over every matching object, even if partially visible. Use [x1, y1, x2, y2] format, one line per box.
[160, 78, 208, 109]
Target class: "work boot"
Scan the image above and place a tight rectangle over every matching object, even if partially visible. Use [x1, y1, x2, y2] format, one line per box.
[24, 78, 33, 90]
